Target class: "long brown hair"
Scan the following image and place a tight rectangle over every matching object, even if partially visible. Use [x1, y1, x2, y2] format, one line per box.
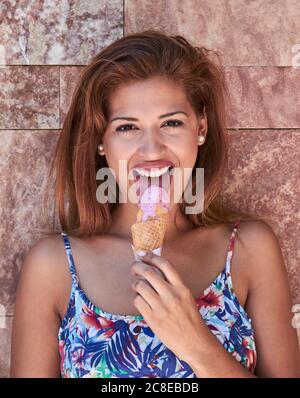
[43, 29, 266, 238]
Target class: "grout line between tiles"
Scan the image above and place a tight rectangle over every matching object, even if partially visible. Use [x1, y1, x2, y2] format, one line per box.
[1, 128, 300, 132]
[123, 0, 125, 36]
[0, 129, 60, 132]
[59, 66, 61, 129]
[0, 64, 86, 67]
[0, 64, 297, 68]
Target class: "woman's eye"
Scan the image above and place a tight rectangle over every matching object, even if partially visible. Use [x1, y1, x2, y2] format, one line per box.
[115, 120, 183, 133]
[164, 120, 183, 128]
[115, 124, 136, 132]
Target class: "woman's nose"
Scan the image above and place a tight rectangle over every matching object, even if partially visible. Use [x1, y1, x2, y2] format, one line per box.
[139, 129, 166, 157]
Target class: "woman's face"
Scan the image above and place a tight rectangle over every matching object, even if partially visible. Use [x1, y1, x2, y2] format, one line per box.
[102, 76, 207, 209]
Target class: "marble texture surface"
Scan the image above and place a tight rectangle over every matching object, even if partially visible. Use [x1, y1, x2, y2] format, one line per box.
[0, 130, 59, 318]
[225, 67, 300, 128]
[223, 130, 300, 307]
[0, 66, 59, 129]
[0, 0, 299, 378]
[0, 317, 12, 378]
[0, 0, 123, 65]
[60, 66, 84, 127]
[125, 0, 300, 66]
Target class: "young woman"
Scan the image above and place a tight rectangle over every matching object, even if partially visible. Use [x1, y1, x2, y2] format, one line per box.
[10, 30, 300, 378]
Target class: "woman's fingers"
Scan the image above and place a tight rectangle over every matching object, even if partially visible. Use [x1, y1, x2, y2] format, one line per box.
[131, 260, 175, 301]
[139, 251, 183, 287]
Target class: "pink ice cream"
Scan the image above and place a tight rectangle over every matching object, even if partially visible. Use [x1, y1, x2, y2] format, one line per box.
[135, 174, 171, 222]
[137, 185, 170, 221]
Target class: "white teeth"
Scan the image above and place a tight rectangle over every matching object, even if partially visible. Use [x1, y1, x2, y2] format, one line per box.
[133, 166, 172, 178]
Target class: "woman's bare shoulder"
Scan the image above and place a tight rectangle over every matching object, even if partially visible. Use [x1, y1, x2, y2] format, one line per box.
[11, 233, 66, 377]
[235, 219, 283, 263]
[18, 233, 68, 309]
[25, 233, 66, 269]
[236, 219, 277, 243]
[233, 219, 282, 278]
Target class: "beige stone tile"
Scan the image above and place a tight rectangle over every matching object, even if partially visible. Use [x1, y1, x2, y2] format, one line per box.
[60, 66, 85, 128]
[0, 130, 59, 315]
[225, 67, 300, 128]
[0, 66, 59, 129]
[0, 316, 12, 378]
[125, 0, 300, 66]
[0, 0, 123, 65]
[223, 129, 300, 305]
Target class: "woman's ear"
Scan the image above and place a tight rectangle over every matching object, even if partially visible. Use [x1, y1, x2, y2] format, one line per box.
[197, 113, 208, 142]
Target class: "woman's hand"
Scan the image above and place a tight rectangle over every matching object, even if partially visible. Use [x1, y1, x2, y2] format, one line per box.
[131, 250, 205, 364]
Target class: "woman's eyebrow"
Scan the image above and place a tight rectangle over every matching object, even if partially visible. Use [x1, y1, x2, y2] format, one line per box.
[109, 110, 188, 123]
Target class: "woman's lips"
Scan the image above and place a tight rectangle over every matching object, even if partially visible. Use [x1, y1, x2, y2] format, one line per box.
[132, 160, 175, 171]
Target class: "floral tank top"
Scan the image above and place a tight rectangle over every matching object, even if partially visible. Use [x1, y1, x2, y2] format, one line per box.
[58, 219, 257, 378]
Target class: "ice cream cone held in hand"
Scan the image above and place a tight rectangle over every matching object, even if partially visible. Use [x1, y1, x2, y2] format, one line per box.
[131, 173, 171, 261]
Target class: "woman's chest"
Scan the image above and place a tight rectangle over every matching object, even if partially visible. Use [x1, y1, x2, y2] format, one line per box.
[59, 226, 247, 319]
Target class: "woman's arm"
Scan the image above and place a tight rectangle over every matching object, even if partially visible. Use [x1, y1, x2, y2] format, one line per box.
[241, 221, 300, 377]
[132, 220, 300, 378]
[188, 221, 300, 378]
[10, 237, 62, 378]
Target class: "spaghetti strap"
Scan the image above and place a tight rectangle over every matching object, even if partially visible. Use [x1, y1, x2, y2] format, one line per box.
[225, 219, 241, 278]
[61, 232, 79, 286]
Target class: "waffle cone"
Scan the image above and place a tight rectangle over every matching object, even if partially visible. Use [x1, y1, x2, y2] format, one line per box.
[131, 213, 168, 252]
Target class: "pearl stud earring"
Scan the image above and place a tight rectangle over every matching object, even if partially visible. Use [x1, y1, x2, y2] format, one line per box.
[198, 136, 205, 144]
[98, 144, 104, 154]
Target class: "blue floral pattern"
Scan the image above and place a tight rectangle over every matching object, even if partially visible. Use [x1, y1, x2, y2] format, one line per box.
[58, 219, 257, 377]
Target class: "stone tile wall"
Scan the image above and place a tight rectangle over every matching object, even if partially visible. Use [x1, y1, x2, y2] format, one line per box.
[0, 0, 299, 377]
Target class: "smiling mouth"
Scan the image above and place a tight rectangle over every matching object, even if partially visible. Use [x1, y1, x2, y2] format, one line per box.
[132, 165, 174, 178]
[131, 166, 174, 197]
